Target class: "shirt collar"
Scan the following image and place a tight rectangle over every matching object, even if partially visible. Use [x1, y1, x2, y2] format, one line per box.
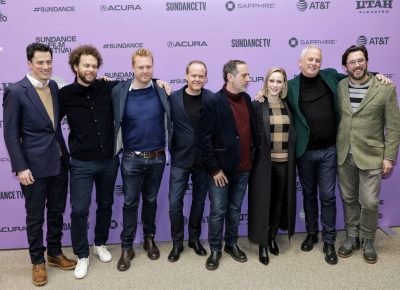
[129, 79, 153, 91]
[26, 73, 49, 88]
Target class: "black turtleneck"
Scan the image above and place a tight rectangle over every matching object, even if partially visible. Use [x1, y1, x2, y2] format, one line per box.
[299, 73, 336, 150]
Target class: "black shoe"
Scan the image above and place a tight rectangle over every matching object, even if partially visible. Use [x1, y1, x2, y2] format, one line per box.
[188, 240, 207, 256]
[301, 234, 318, 252]
[224, 244, 247, 262]
[268, 229, 279, 256]
[259, 245, 269, 265]
[205, 251, 222, 271]
[323, 242, 338, 265]
[338, 236, 360, 258]
[168, 245, 183, 262]
[362, 239, 377, 264]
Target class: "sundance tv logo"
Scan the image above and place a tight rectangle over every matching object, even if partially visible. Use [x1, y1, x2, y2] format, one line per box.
[167, 40, 207, 48]
[166, 1, 207, 11]
[356, 0, 393, 13]
[100, 4, 142, 12]
[296, 0, 330, 11]
[289, 37, 337, 48]
[231, 38, 271, 48]
[225, 1, 276, 11]
[357, 35, 389, 45]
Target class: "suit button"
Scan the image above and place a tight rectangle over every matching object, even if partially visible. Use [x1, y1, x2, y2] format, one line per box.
[235, 136, 239, 139]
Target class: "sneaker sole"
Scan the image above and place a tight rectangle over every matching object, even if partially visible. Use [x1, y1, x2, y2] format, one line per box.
[32, 279, 48, 286]
[47, 262, 76, 270]
[93, 249, 112, 263]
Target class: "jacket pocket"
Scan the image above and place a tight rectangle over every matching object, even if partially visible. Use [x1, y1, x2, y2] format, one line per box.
[366, 139, 384, 148]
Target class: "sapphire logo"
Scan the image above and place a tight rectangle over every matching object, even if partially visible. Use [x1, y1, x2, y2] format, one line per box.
[289, 37, 337, 47]
[356, 0, 393, 13]
[226, 1, 276, 11]
[167, 40, 208, 48]
[357, 35, 389, 45]
[100, 4, 141, 12]
[226, 1, 235, 10]
[296, 0, 330, 11]
[289, 37, 299, 47]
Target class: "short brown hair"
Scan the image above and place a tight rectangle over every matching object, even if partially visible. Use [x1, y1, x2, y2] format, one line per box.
[131, 48, 153, 65]
[68, 45, 103, 74]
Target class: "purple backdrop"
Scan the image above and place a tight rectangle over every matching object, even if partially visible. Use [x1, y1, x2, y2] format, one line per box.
[0, 0, 399, 249]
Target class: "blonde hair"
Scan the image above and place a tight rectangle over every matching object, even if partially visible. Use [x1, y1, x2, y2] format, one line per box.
[131, 48, 154, 65]
[262, 67, 288, 99]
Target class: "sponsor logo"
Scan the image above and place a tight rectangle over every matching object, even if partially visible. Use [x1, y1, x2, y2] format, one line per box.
[35, 35, 77, 54]
[296, 0, 330, 11]
[0, 0, 6, 4]
[357, 35, 389, 45]
[33, 6, 75, 13]
[289, 37, 337, 47]
[183, 216, 188, 225]
[100, 4, 142, 12]
[166, 1, 207, 11]
[0, 226, 26, 232]
[356, 0, 393, 13]
[114, 184, 124, 196]
[296, 180, 303, 192]
[231, 38, 271, 48]
[225, 1, 276, 11]
[0, 157, 10, 163]
[170, 78, 187, 85]
[0, 10, 7, 21]
[383, 73, 395, 79]
[167, 40, 208, 48]
[0, 190, 24, 200]
[201, 216, 209, 223]
[249, 76, 264, 83]
[104, 72, 134, 81]
[239, 212, 248, 225]
[103, 42, 143, 49]
[110, 220, 119, 229]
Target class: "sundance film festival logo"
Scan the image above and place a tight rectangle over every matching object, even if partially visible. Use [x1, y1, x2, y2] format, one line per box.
[35, 35, 77, 54]
[103, 42, 143, 49]
[296, 0, 330, 11]
[100, 4, 142, 12]
[356, 0, 393, 13]
[289, 37, 337, 48]
[231, 38, 271, 48]
[225, 1, 276, 11]
[105, 72, 134, 81]
[33, 6, 75, 13]
[357, 35, 389, 45]
[167, 40, 207, 48]
[166, 1, 207, 11]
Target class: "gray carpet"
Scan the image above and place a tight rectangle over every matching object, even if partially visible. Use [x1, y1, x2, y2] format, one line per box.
[1, 229, 399, 290]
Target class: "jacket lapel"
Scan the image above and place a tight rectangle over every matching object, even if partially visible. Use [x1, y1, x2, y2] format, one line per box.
[49, 81, 59, 130]
[339, 79, 354, 115]
[355, 78, 378, 113]
[119, 80, 130, 120]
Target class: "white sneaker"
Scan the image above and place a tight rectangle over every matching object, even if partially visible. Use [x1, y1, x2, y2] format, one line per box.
[74, 258, 89, 279]
[93, 245, 112, 263]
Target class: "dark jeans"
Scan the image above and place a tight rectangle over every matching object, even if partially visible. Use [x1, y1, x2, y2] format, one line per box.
[120, 152, 166, 249]
[269, 162, 288, 231]
[21, 159, 68, 265]
[70, 156, 119, 259]
[168, 165, 209, 246]
[208, 171, 249, 252]
[297, 146, 337, 244]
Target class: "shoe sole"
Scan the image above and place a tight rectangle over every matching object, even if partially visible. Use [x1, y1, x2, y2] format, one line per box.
[205, 264, 219, 271]
[338, 251, 353, 258]
[363, 256, 377, 264]
[223, 249, 247, 263]
[188, 243, 208, 256]
[47, 262, 76, 270]
[32, 279, 48, 286]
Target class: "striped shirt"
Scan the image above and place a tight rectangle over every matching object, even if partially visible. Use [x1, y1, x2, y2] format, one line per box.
[268, 100, 290, 162]
[349, 75, 372, 112]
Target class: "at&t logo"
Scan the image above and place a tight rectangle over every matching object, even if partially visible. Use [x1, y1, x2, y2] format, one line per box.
[357, 35, 389, 45]
[296, 0, 330, 11]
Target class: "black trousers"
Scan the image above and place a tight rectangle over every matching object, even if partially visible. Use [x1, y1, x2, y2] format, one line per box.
[269, 161, 288, 231]
[21, 159, 68, 264]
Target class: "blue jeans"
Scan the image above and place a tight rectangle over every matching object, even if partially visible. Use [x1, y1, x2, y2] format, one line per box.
[70, 156, 119, 258]
[169, 165, 209, 246]
[208, 171, 250, 252]
[297, 146, 337, 244]
[120, 152, 166, 249]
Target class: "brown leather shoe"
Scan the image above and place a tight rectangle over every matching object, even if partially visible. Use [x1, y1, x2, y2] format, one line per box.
[143, 234, 160, 260]
[32, 263, 47, 286]
[47, 254, 77, 270]
[117, 248, 135, 271]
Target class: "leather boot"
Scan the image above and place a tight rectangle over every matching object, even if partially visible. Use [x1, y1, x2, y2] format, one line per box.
[259, 245, 269, 265]
[268, 228, 279, 256]
[117, 248, 135, 271]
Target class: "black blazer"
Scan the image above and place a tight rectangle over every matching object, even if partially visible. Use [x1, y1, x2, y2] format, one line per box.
[3, 77, 69, 178]
[197, 88, 255, 177]
[169, 86, 214, 168]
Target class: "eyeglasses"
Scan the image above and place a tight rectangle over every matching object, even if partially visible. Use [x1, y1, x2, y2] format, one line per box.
[347, 58, 366, 67]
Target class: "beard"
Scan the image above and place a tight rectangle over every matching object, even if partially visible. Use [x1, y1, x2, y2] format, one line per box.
[78, 70, 96, 85]
[349, 66, 367, 81]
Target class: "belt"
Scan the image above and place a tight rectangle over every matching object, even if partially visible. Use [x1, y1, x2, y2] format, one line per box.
[132, 149, 165, 159]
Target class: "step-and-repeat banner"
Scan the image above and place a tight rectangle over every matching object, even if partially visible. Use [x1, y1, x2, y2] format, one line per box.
[0, 0, 399, 249]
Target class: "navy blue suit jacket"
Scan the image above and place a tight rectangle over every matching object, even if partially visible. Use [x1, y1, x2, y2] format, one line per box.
[3, 76, 69, 178]
[198, 88, 256, 177]
[169, 86, 214, 168]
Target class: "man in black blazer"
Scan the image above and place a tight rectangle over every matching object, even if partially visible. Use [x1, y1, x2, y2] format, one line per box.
[167, 61, 213, 262]
[198, 60, 255, 270]
[3, 43, 76, 286]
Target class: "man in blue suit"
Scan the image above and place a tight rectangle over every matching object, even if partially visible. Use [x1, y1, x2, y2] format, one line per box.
[167, 61, 213, 262]
[3, 43, 76, 286]
[112, 48, 172, 271]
